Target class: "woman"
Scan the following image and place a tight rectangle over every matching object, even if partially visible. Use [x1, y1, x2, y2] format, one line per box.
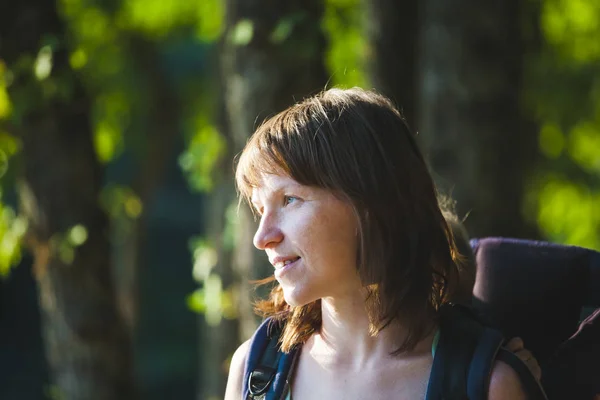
[225, 88, 528, 399]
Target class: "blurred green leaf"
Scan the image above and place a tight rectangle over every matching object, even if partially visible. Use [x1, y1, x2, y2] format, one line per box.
[197, 0, 224, 42]
[537, 177, 600, 250]
[34, 46, 54, 81]
[179, 121, 225, 192]
[322, 0, 368, 87]
[229, 19, 254, 46]
[543, 0, 600, 63]
[529, 0, 600, 250]
[0, 198, 27, 276]
[270, 13, 306, 44]
[117, 0, 204, 38]
[0, 62, 12, 119]
[567, 122, 600, 173]
[191, 238, 218, 283]
[69, 48, 88, 69]
[100, 184, 144, 221]
[187, 281, 238, 322]
[204, 273, 222, 326]
[94, 120, 122, 163]
[187, 288, 207, 314]
[68, 224, 88, 247]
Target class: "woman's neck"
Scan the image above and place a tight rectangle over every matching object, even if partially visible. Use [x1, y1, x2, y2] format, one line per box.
[306, 292, 436, 370]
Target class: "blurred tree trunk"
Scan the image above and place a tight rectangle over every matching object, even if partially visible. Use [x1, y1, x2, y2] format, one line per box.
[364, 0, 419, 127]
[115, 35, 181, 334]
[198, 1, 328, 398]
[0, 1, 136, 399]
[416, 0, 540, 238]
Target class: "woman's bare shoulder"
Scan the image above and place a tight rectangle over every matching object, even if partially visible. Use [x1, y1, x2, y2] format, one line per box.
[224, 339, 252, 400]
[488, 360, 528, 400]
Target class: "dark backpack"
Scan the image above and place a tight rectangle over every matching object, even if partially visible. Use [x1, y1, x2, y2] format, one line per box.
[470, 237, 600, 400]
[242, 304, 547, 400]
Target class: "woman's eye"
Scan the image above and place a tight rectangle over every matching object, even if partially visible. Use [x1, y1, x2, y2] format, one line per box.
[284, 196, 298, 206]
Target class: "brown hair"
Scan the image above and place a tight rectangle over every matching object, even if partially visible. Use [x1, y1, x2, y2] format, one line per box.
[236, 88, 460, 354]
[439, 198, 476, 305]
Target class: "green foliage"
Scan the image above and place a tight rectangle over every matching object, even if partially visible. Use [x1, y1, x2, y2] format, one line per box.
[58, 0, 136, 164]
[50, 224, 90, 265]
[116, 0, 223, 41]
[229, 19, 254, 46]
[101, 184, 143, 220]
[0, 195, 27, 276]
[93, 91, 130, 163]
[0, 62, 13, 119]
[536, 176, 600, 249]
[179, 118, 226, 192]
[322, 0, 368, 87]
[197, 0, 224, 42]
[529, 0, 600, 250]
[568, 122, 600, 173]
[187, 238, 237, 325]
[543, 0, 600, 63]
[270, 14, 307, 44]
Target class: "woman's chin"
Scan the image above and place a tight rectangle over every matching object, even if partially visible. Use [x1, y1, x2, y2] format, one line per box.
[282, 288, 313, 307]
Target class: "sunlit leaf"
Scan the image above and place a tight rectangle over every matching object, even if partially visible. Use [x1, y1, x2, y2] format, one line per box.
[229, 19, 254, 46]
[322, 0, 368, 87]
[542, 0, 600, 62]
[0, 200, 27, 276]
[34, 46, 54, 81]
[567, 122, 600, 173]
[68, 224, 88, 246]
[0, 63, 12, 119]
[118, 0, 201, 38]
[197, 0, 224, 42]
[179, 122, 225, 192]
[191, 239, 218, 283]
[94, 122, 119, 163]
[537, 177, 600, 250]
[187, 288, 207, 314]
[69, 49, 88, 69]
[204, 273, 223, 326]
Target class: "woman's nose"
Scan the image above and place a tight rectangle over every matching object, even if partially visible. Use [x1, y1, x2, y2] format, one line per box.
[253, 213, 284, 250]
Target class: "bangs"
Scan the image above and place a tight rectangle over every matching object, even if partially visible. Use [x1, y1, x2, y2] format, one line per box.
[235, 114, 298, 208]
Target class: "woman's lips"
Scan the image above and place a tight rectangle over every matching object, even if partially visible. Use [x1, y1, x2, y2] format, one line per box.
[274, 257, 301, 280]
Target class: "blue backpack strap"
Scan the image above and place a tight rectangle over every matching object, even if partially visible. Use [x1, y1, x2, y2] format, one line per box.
[242, 317, 299, 400]
[466, 326, 504, 399]
[427, 304, 548, 400]
[427, 304, 494, 400]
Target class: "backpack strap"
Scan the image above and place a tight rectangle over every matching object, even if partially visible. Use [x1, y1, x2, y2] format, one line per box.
[426, 304, 548, 400]
[426, 304, 495, 400]
[466, 326, 503, 399]
[243, 317, 298, 400]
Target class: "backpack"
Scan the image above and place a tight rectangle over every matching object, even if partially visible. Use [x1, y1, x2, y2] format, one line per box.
[242, 304, 547, 400]
[470, 237, 600, 400]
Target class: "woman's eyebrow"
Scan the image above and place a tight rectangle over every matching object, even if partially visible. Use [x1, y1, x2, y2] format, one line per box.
[251, 180, 305, 206]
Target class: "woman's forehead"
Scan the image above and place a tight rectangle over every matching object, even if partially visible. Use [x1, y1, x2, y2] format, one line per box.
[251, 174, 306, 202]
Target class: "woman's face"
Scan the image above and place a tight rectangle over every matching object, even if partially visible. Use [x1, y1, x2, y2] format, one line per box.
[251, 173, 361, 306]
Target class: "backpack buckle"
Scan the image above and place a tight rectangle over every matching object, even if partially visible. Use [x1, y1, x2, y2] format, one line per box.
[248, 366, 276, 397]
